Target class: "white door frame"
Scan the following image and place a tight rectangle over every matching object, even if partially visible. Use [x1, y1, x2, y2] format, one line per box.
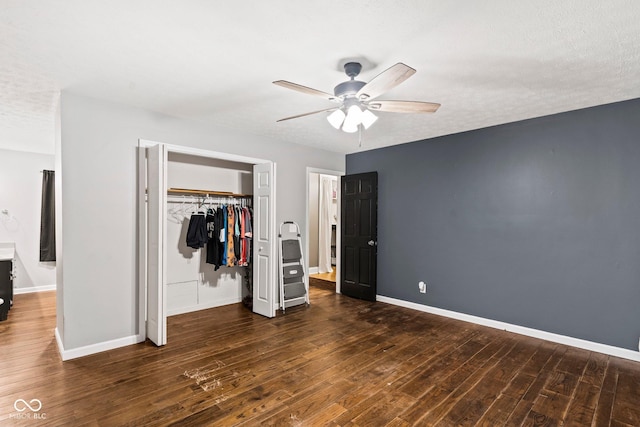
[305, 167, 344, 294]
[137, 139, 276, 343]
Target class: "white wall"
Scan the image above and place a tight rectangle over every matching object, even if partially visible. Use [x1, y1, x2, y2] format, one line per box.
[0, 148, 56, 291]
[59, 92, 344, 351]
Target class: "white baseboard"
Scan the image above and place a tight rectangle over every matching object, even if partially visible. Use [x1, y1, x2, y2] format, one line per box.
[308, 267, 319, 274]
[14, 285, 56, 294]
[376, 295, 640, 363]
[55, 327, 143, 361]
[167, 297, 242, 317]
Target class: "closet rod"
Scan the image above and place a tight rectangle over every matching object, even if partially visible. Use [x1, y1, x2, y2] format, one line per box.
[167, 187, 252, 198]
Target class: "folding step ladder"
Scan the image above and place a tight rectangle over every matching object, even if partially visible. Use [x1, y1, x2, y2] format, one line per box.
[278, 221, 309, 313]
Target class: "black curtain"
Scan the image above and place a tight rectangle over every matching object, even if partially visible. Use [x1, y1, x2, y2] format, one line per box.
[40, 170, 56, 262]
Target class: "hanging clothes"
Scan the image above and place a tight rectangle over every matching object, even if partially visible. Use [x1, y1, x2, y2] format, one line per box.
[233, 205, 241, 263]
[239, 206, 246, 266]
[226, 206, 236, 266]
[244, 207, 253, 239]
[183, 199, 253, 268]
[239, 206, 253, 266]
[205, 209, 221, 270]
[203, 206, 225, 269]
[186, 212, 208, 249]
[221, 205, 228, 266]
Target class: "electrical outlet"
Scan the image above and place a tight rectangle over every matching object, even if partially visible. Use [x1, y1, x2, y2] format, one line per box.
[418, 281, 427, 293]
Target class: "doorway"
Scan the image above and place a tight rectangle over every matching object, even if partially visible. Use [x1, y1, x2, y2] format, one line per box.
[306, 168, 343, 293]
[340, 171, 378, 301]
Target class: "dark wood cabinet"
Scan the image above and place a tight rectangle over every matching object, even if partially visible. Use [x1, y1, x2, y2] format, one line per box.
[0, 260, 13, 320]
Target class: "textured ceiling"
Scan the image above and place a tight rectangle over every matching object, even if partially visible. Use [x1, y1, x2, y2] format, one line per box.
[1, 1, 639, 155]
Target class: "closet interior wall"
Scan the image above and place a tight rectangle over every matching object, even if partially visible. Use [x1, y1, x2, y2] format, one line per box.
[166, 152, 253, 316]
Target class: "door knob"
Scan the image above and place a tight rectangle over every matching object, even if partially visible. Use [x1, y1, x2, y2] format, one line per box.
[368, 240, 376, 246]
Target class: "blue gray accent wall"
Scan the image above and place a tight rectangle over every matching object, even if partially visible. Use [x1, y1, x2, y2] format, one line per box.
[346, 98, 640, 351]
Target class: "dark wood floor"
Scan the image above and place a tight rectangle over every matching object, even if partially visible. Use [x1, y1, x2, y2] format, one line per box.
[1, 287, 639, 426]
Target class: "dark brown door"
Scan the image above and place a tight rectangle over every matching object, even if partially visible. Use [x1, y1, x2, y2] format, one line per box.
[340, 172, 378, 301]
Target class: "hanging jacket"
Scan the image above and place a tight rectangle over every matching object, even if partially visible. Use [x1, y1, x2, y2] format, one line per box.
[186, 212, 207, 249]
[243, 207, 253, 265]
[221, 205, 228, 266]
[216, 207, 225, 267]
[233, 206, 241, 263]
[205, 209, 221, 269]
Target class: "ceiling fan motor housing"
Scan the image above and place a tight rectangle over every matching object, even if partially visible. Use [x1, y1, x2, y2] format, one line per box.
[343, 62, 362, 78]
[334, 62, 366, 98]
[334, 80, 366, 98]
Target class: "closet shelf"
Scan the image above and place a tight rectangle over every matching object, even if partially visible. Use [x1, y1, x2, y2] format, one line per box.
[167, 188, 252, 198]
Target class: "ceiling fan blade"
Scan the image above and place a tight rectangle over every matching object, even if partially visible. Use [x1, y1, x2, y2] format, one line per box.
[367, 100, 440, 113]
[273, 80, 339, 102]
[276, 107, 338, 122]
[356, 63, 416, 101]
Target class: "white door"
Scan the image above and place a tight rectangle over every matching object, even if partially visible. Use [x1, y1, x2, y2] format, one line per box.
[147, 144, 167, 345]
[253, 162, 276, 317]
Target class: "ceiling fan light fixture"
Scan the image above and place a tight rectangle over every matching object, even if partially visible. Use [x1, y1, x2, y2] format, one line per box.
[361, 109, 378, 129]
[327, 109, 345, 129]
[341, 121, 359, 133]
[343, 105, 363, 129]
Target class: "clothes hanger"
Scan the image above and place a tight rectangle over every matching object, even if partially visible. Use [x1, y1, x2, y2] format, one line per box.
[185, 197, 199, 215]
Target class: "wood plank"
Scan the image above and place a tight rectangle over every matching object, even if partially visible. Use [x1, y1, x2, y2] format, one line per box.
[611, 372, 640, 425]
[562, 380, 599, 426]
[555, 346, 590, 377]
[581, 352, 609, 387]
[475, 394, 520, 426]
[543, 370, 579, 396]
[593, 390, 616, 427]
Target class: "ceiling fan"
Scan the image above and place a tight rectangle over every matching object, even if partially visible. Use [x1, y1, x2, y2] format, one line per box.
[273, 62, 440, 133]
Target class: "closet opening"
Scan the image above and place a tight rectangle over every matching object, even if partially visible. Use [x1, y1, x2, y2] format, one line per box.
[138, 141, 276, 347]
[306, 168, 343, 294]
[164, 153, 254, 317]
